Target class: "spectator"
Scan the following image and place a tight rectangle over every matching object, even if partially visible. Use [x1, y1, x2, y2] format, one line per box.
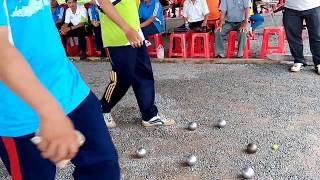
[51, 0, 67, 52]
[51, 0, 65, 28]
[88, 0, 106, 57]
[284, 0, 320, 74]
[182, 0, 209, 31]
[250, 0, 264, 31]
[139, 0, 165, 39]
[214, 0, 251, 58]
[206, 0, 220, 29]
[60, 0, 88, 59]
[171, 0, 184, 18]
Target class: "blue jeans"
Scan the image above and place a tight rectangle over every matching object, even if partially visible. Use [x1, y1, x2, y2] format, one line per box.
[250, 14, 264, 30]
[0, 91, 120, 180]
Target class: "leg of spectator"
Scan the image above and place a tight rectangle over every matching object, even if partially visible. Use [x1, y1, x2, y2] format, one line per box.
[304, 6, 320, 66]
[141, 23, 160, 40]
[283, 8, 305, 64]
[60, 35, 68, 55]
[214, 22, 233, 56]
[76, 27, 87, 54]
[250, 14, 264, 30]
[236, 22, 250, 57]
[93, 25, 105, 56]
[189, 21, 203, 32]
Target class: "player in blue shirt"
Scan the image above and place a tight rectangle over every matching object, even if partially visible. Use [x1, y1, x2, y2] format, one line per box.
[139, 0, 165, 38]
[0, 0, 143, 179]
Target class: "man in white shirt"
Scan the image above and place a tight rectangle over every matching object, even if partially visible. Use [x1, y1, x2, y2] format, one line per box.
[183, 0, 210, 31]
[284, 0, 320, 74]
[60, 0, 88, 59]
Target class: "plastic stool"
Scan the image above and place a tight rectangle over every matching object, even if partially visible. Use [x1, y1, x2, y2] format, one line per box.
[260, 26, 285, 59]
[207, 20, 219, 30]
[226, 31, 251, 58]
[147, 33, 164, 57]
[86, 36, 97, 57]
[66, 37, 79, 56]
[190, 32, 214, 58]
[169, 32, 188, 58]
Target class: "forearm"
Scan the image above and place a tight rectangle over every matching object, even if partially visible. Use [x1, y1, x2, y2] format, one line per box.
[0, 31, 63, 119]
[219, 11, 226, 25]
[140, 16, 156, 28]
[183, 17, 188, 23]
[98, 0, 133, 33]
[273, 5, 284, 13]
[70, 23, 84, 30]
[55, 19, 63, 25]
[244, 7, 250, 21]
[203, 14, 209, 23]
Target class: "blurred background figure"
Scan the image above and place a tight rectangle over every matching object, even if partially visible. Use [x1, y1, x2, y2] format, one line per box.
[88, 0, 106, 57]
[60, 0, 88, 59]
[139, 0, 165, 39]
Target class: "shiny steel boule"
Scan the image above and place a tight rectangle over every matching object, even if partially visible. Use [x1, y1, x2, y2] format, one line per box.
[188, 122, 198, 131]
[217, 120, 227, 128]
[242, 167, 254, 179]
[185, 155, 197, 166]
[136, 148, 146, 158]
[246, 143, 258, 154]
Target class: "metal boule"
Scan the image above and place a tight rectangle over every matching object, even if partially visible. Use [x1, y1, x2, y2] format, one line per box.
[188, 122, 198, 131]
[242, 166, 254, 179]
[136, 148, 146, 158]
[185, 155, 197, 166]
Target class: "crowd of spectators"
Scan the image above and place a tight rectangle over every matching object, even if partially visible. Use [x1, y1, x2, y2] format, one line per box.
[51, 0, 277, 59]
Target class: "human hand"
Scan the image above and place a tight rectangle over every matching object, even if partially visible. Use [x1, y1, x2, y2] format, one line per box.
[256, 1, 266, 6]
[35, 111, 80, 164]
[239, 22, 248, 33]
[92, 21, 100, 27]
[125, 28, 143, 48]
[215, 26, 222, 32]
[215, 20, 224, 32]
[201, 21, 207, 27]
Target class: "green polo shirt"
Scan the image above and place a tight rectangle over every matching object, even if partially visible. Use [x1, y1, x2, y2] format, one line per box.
[99, 0, 141, 47]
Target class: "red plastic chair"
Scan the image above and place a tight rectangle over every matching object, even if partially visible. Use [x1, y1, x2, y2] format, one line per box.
[84, 3, 91, 10]
[85, 36, 97, 57]
[260, 26, 285, 59]
[226, 31, 251, 58]
[207, 20, 219, 30]
[66, 37, 79, 56]
[190, 32, 214, 58]
[168, 32, 188, 58]
[147, 33, 164, 57]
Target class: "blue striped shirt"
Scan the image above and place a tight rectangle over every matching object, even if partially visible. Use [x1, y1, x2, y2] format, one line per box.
[139, 0, 164, 32]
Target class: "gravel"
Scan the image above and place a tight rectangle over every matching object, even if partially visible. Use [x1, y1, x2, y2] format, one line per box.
[1, 14, 319, 180]
[3, 62, 320, 179]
